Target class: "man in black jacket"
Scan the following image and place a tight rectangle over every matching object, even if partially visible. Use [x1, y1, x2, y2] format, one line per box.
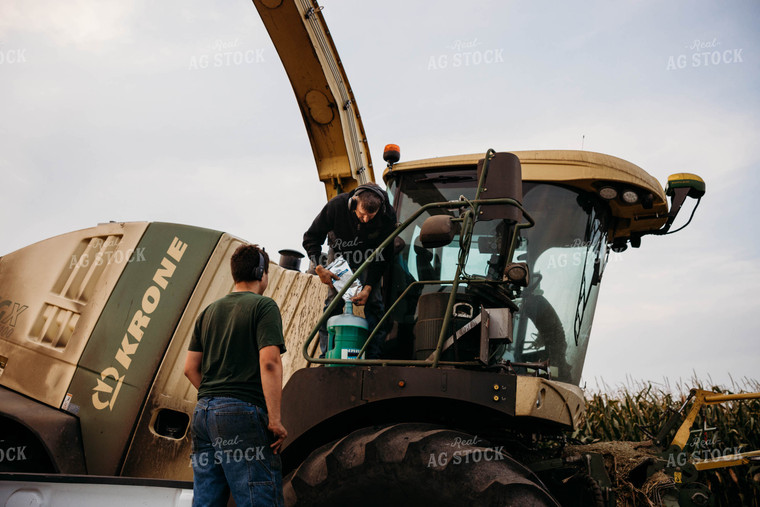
[303, 183, 397, 359]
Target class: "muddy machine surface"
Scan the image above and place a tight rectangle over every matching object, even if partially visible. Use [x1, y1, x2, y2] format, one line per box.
[0, 1, 707, 506]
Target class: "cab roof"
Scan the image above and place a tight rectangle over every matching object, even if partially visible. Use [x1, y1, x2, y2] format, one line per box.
[383, 150, 669, 239]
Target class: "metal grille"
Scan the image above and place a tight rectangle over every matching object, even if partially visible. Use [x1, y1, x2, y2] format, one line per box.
[27, 235, 122, 350]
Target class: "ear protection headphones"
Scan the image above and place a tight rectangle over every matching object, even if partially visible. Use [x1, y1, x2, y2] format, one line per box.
[252, 249, 266, 281]
[348, 183, 387, 214]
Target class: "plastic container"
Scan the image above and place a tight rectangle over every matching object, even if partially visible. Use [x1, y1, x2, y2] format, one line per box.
[326, 302, 369, 365]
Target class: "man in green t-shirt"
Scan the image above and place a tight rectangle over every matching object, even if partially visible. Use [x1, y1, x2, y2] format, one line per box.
[184, 244, 287, 507]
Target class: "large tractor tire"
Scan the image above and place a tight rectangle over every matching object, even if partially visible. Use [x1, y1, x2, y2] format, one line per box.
[284, 423, 559, 507]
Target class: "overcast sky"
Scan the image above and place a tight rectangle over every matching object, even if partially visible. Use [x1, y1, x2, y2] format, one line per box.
[1, 0, 758, 392]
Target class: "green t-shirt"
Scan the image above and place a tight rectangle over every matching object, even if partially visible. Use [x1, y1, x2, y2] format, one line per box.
[188, 291, 286, 407]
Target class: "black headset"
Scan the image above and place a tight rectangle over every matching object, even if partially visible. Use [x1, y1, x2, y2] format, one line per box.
[252, 249, 266, 281]
[348, 183, 387, 214]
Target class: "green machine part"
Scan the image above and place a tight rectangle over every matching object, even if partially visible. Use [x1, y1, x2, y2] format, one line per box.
[63, 223, 221, 475]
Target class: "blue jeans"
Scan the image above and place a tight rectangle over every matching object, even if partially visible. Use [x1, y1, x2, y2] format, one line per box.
[191, 397, 283, 507]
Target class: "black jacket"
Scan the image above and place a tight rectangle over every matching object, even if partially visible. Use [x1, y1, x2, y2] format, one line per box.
[303, 188, 397, 288]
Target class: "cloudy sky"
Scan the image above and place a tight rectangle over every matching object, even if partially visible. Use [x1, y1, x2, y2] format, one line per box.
[1, 0, 758, 392]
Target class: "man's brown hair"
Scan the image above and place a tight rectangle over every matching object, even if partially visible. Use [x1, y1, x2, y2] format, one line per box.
[230, 244, 269, 283]
[355, 185, 384, 214]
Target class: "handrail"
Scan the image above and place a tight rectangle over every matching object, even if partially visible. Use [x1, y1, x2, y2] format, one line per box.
[301, 195, 535, 367]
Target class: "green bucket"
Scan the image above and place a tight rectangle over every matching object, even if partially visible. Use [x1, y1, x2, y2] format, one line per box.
[326, 301, 368, 365]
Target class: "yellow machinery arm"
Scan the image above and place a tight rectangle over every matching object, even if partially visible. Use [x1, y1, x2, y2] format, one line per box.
[670, 389, 760, 471]
[251, 0, 375, 200]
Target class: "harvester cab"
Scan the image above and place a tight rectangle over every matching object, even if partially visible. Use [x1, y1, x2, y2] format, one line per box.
[282, 147, 705, 505]
[306, 148, 705, 385]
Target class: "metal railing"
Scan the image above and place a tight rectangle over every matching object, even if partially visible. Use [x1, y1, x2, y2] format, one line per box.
[302, 150, 535, 367]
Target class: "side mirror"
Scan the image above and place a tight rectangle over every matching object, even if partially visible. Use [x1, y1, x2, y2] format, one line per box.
[476, 152, 523, 222]
[420, 215, 457, 249]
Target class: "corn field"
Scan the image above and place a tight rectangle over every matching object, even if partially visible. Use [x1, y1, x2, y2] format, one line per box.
[577, 377, 760, 506]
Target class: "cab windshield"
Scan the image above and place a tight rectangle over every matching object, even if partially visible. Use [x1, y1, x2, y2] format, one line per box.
[386, 169, 610, 385]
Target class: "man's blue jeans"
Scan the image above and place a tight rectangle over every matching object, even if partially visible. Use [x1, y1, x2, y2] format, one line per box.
[191, 397, 283, 507]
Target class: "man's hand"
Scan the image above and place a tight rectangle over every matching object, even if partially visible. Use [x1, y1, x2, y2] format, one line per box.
[351, 285, 372, 306]
[315, 265, 339, 286]
[268, 419, 287, 454]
